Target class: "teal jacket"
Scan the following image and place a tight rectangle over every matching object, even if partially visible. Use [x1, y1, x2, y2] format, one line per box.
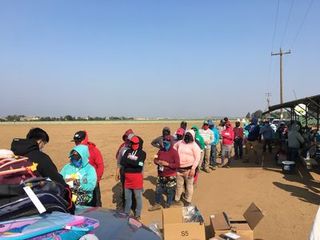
[60, 145, 97, 202]
[210, 127, 220, 145]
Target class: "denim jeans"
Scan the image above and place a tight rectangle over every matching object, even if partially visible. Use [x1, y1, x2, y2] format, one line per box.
[155, 185, 175, 207]
[210, 145, 217, 166]
[263, 139, 273, 153]
[124, 188, 142, 217]
[234, 138, 243, 159]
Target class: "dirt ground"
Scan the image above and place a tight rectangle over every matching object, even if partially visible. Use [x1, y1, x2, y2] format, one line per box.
[0, 122, 319, 240]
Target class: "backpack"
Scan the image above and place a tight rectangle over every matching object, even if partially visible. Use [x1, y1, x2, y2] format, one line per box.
[0, 154, 39, 185]
[0, 177, 72, 221]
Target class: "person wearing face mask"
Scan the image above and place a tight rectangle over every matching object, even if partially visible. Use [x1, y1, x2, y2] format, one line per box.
[174, 127, 185, 143]
[151, 127, 174, 149]
[11, 128, 68, 188]
[149, 138, 180, 211]
[72, 130, 104, 207]
[233, 120, 244, 159]
[115, 129, 135, 210]
[208, 120, 220, 169]
[120, 136, 146, 220]
[173, 130, 201, 206]
[221, 121, 235, 167]
[199, 121, 214, 173]
[11, 128, 75, 213]
[61, 145, 97, 206]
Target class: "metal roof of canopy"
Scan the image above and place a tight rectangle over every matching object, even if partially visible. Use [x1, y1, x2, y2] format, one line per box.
[267, 94, 320, 112]
[262, 94, 320, 129]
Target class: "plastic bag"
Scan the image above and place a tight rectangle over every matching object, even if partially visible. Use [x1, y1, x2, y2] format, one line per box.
[182, 205, 204, 224]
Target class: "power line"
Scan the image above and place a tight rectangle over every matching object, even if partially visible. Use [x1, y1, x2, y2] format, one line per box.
[290, 0, 314, 49]
[268, 0, 280, 93]
[280, 0, 295, 47]
[271, 0, 280, 51]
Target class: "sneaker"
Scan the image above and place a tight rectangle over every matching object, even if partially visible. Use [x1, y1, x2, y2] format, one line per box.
[164, 203, 171, 208]
[148, 204, 162, 211]
[184, 201, 192, 207]
[172, 200, 184, 207]
[203, 168, 210, 173]
[209, 165, 216, 170]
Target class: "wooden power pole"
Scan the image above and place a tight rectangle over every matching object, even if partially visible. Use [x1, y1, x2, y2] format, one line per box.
[265, 92, 271, 109]
[271, 48, 291, 119]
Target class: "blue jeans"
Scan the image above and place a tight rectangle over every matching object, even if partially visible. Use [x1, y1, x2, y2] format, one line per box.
[124, 188, 142, 217]
[155, 185, 175, 207]
[210, 145, 217, 166]
[234, 138, 243, 159]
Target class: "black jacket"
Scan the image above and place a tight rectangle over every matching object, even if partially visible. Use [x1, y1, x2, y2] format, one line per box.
[120, 137, 146, 173]
[11, 138, 67, 187]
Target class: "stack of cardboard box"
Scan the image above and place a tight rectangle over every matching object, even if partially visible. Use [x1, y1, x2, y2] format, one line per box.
[210, 203, 264, 240]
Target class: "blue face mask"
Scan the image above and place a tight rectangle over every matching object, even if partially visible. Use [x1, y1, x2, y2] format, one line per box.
[163, 140, 171, 151]
[71, 156, 82, 168]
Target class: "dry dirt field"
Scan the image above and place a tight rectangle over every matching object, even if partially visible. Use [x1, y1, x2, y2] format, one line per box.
[0, 122, 319, 240]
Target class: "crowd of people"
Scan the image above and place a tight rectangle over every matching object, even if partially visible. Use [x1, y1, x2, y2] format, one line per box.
[6, 118, 320, 219]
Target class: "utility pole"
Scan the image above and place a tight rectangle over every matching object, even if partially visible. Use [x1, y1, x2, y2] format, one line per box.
[271, 48, 291, 119]
[265, 92, 271, 109]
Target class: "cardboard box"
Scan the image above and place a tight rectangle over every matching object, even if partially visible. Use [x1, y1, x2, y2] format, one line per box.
[162, 207, 206, 240]
[210, 203, 264, 240]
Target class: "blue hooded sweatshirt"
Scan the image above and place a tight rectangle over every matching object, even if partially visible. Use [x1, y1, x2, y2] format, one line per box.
[60, 145, 97, 203]
[208, 121, 220, 146]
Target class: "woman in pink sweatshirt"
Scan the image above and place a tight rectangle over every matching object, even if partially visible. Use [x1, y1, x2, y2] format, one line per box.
[221, 121, 234, 167]
[173, 129, 201, 206]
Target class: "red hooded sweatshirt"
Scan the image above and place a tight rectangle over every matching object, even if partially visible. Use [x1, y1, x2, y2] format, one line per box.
[79, 131, 104, 181]
[154, 142, 180, 177]
[221, 126, 235, 145]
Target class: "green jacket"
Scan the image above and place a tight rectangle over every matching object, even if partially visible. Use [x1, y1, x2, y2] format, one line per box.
[191, 125, 205, 150]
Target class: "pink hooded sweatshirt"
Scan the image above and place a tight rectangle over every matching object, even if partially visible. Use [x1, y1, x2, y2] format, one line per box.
[221, 125, 234, 145]
[174, 129, 201, 170]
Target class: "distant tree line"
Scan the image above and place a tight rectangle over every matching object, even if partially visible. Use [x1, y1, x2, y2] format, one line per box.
[0, 115, 134, 122]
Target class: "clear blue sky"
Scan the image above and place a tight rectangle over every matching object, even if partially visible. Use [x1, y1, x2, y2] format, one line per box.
[0, 1, 319, 118]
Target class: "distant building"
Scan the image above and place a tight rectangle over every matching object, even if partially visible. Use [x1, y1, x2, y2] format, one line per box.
[134, 117, 148, 121]
[20, 116, 40, 121]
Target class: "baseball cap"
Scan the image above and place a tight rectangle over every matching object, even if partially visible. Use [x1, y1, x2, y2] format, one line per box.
[176, 127, 185, 136]
[130, 136, 139, 144]
[162, 127, 171, 136]
[72, 131, 86, 142]
[207, 119, 214, 126]
[203, 120, 209, 125]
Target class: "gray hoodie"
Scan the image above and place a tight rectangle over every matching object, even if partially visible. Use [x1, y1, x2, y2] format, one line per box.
[288, 123, 304, 148]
